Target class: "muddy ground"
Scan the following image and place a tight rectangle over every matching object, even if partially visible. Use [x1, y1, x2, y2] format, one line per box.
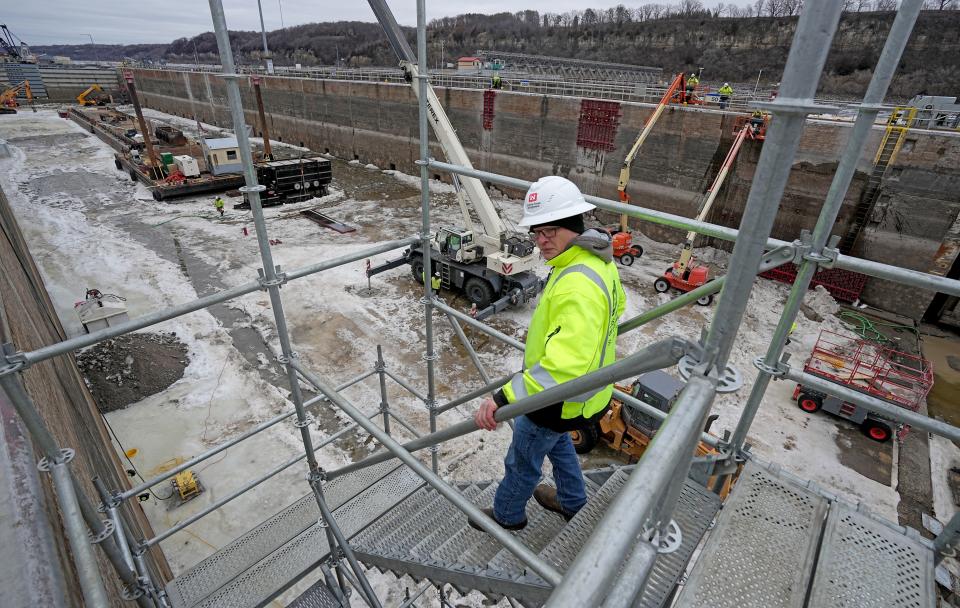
[77, 332, 189, 412]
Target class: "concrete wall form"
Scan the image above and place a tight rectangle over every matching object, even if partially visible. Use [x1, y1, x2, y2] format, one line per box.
[132, 68, 960, 319]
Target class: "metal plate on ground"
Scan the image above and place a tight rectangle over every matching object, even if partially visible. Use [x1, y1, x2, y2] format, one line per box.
[807, 502, 935, 608]
[674, 461, 828, 608]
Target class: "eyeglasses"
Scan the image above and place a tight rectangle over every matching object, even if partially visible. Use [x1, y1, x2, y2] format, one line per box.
[530, 227, 559, 240]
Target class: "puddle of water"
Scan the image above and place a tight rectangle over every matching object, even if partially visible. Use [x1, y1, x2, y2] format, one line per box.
[924, 335, 960, 429]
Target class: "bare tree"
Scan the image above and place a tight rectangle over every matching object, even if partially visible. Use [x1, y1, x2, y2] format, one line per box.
[874, 0, 896, 9]
[924, 0, 958, 8]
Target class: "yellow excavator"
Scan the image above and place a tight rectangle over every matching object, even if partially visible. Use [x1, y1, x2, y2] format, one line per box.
[77, 83, 110, 106]
[0, 80, 33, 114]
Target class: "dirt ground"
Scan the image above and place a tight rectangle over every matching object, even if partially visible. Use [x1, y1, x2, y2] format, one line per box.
[76, 332, 189, 412]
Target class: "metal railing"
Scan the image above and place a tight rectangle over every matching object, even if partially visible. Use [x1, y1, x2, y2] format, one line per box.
[3, 0, 960, 606]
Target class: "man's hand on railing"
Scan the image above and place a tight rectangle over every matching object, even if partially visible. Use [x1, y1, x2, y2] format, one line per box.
[475, 397, 499, 431]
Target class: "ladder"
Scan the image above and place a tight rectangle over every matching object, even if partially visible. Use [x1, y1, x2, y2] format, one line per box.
[838, 107, 916, 254]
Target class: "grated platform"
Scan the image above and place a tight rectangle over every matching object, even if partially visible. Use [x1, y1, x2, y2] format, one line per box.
[674, 461, 828, 608]
[807, 502, 935, 607]
[285, 578, 343, 608]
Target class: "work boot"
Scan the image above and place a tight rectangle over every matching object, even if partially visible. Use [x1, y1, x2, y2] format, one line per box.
[468, 507, 527, 532]
[534, 485, 577, 522]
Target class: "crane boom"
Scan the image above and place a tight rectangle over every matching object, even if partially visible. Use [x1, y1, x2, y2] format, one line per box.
[366, 0, 506, 250]
[675, 122, 751, 273]
[616, 72, 685, 231]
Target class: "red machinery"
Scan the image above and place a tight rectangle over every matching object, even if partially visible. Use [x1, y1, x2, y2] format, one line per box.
[793, 330, 933, 442]
[655, 114, 769, 304]
[604, 229, 644, 267]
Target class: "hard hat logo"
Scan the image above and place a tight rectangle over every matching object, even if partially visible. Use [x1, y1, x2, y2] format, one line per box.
[518, 175, 595, 228]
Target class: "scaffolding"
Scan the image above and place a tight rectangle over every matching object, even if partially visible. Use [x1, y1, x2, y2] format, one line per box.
[3, 0, 960, 606]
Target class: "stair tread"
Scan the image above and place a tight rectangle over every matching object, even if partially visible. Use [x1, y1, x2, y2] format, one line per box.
[427, 483, 501, 564]
[410, 484, 491, 558]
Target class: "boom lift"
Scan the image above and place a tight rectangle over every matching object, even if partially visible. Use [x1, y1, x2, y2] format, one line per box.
[365, 0, 541, 318]
[0, 80, 33, 114]
[654, 115, 768, 304]
[77, 84, 110, 107]
[615, 72, 686, 232]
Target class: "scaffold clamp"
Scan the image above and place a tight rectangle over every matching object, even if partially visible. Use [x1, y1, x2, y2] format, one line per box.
[37, 448, 75, 471]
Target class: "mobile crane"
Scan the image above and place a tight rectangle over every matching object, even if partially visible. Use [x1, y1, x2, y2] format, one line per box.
[0, 80, 33, 114]
[364, 0, 542, 319]
[654, 114, 768, 304]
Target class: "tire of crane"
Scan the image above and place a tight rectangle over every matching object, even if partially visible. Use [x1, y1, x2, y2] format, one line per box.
[619, 253, 634, 267]
[152, 190, 163, 202]
[696, 293, 714, 306]
[114, 158, 123, 171]
[654, 277, 670, 293]
[129, 170, 138, 182]
[464, 277, 495, 309]
[570, 422, 601, 454]
[410, 259, 425, 285]
[861, 419, 892, 443]
[797, 393, 822, 413]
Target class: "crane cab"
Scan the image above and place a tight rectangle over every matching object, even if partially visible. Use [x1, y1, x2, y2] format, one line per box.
[433, 227, 480, 264]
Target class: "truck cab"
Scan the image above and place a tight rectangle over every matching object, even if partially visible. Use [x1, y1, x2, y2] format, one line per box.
[433, 227, 480, 264]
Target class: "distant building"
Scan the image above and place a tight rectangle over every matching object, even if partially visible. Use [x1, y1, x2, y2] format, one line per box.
[457, 56, 482, 73]
[201, 137, 243, 175]
[52, 56, 72, 65]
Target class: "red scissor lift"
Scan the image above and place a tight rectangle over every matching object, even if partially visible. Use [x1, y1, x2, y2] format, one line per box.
[793, 330, 933, 442]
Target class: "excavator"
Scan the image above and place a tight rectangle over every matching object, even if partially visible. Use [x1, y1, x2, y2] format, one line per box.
[654, 114, 769, 304]
[77, 84, 111, 107]
[0, 80, 33, 114]
[365, 0, 542, 319]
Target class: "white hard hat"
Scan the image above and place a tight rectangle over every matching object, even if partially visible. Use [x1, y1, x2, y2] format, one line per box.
[724, 82, 729, 86]
[518, 176, 595, 228]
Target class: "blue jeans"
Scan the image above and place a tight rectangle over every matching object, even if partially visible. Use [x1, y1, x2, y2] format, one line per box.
[493, 415, 587, 525]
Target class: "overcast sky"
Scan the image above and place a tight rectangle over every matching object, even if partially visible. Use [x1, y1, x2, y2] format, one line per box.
[7, 1, 707, 45]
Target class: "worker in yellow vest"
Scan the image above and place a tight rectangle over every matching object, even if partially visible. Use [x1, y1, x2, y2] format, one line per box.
[213, 196, 225, 217]
[685, 72, 700, 103]
[718, 82, 734, 109]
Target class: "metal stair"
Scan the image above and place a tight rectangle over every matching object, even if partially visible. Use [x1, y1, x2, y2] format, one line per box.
[351, 466, 721, 607]
[674, 460, 936, 608]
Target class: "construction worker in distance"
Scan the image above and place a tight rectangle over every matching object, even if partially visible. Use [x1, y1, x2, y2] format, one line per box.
[750, 109, 765, 136]
[491, 72, 503, 90]
[431, 271, 441, 291]
[718, 82, 734, 109]
[470, 176, 626, 531]
[685, 72, 700, 104]
[214, 196, 225, 217]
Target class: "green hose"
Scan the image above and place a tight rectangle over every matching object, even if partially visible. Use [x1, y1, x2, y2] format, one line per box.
[149, 215, 208, 227]
[838, 310, 916, 345]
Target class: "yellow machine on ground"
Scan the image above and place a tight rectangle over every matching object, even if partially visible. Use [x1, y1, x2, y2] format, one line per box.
[0, 80, 33, 114]
[77, 83, 110, 106]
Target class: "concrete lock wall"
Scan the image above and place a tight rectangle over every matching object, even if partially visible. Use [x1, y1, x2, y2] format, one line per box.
[131, 68, 960, 320]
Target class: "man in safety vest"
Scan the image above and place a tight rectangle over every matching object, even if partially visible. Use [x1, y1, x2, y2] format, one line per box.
[491, 73, 503, 90]
[685, 72, 700, 103]
[470, 176, 626, 530]
[214, 196, 225, 217]
[718, 82, 734, 109]
[750, 110, 765, 136]
[431, 271, 442, 291]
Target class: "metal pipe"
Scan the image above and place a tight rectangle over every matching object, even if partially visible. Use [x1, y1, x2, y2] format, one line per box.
[384, 369, 427, 402]
[544, 376, 716, 608]
[93, 477, 137, 576]
[784, 369, 960, 443]
[617, 246, 795, 335]
[444, 311, 492, 384]
[9, 237, 416, 371]
[423, 166, 960, 300]
[376, 345, 391, 435]
[310, 481, 383, 608]
[208, 0, 323, 487]
[50, 460, 111, 608]
[612, 389, 719, 448]
[290, 358, 563, 586]
[142, 411, 372, 548]
[701, 0, 844, 374]
[435, 373, 514, 415]
[728, 0, 925, 454]
[431, 298, 524, 350]
[415, 0, 439, 474]
[120, 369, 374, 501]
[326, 337, 687, 480]
[598, 541, 658, 608]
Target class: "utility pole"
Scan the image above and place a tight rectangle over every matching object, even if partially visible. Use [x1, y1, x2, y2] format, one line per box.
[256, 0, 274, 74]
[753, 68, 764, 99]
